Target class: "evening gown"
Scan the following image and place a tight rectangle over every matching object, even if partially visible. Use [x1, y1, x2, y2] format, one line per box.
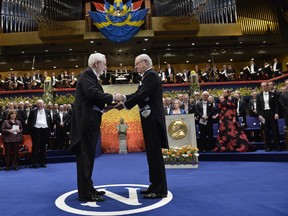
[213, 97, 256, 152]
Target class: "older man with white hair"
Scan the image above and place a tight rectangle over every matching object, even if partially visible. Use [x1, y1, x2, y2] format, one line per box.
[28, 99, 52, 168]
[70, 52, 121, 202]
[195, 91, 215, 152]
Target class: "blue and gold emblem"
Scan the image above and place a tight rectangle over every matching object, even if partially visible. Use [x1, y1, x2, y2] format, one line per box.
[89, 0, 148, 43]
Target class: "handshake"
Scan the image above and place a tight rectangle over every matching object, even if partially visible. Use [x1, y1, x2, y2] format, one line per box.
[104, 93, 126, 112]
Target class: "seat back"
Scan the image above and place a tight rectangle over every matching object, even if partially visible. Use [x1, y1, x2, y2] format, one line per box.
[245, 116, 261, 129]
[213, 123, 219, 138]
[278, 118, 286, 136]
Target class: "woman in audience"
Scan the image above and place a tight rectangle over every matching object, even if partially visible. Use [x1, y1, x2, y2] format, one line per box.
[1, 110, 23, 170]
[169, 99, 186, 115]
[213, 89, 256, 152]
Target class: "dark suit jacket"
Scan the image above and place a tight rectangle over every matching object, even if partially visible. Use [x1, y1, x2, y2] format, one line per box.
[70, 67, 113, 150]
[256, 91, 278, 116]
[124, 69, 169, 149]
[279, 91, 288, 124]
[195, 100, 214, 120]
[27, 108, 52, 131]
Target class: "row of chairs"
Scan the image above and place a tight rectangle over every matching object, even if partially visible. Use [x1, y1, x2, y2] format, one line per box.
[196, 117, 288, 150]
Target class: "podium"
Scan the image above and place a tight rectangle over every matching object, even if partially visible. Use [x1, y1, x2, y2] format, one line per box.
[165, 114, 197, 148]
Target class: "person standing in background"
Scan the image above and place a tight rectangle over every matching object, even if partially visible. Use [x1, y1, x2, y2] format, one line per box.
[1, 110, 23, 171]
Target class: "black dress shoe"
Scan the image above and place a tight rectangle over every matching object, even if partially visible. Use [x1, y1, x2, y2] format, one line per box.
[79, 194, 105, 202]
[143, 193, 167, 199]
[140, 189, 151, 195]
[94, 190, 106, 195]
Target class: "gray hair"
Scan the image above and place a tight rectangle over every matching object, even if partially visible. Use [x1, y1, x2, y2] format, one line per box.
[88, 53, 106, 69]
[137, 54, 153, 67]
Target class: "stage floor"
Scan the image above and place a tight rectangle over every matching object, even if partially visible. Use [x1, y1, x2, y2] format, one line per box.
[1, 153, 288, 216]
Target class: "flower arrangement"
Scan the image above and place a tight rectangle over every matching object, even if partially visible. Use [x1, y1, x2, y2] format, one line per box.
[162, 145, 199, 165]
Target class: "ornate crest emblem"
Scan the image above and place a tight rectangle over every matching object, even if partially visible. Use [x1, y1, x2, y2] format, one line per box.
[89, 0, 148, 43]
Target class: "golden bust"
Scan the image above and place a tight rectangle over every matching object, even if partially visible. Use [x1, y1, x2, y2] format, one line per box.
[168, 120, 188, 140]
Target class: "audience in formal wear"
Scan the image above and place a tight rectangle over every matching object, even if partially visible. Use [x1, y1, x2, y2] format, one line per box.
[1, 110, 23, 170]
[28, 99, 52, 168]
[195, 91, 214, 152]
[213, 89, 256, 152]
[169, 99, 186, 115]
[256, 82, 280, 151]
[248, 91, 258, 117]
[234, 91, 247, 124]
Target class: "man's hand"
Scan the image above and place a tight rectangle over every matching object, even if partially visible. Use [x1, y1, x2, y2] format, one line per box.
[114, 102, 125, 111]
[113, 93, 125, 102]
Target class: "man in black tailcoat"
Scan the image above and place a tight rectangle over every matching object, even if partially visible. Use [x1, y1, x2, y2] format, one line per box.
[28, 99, 52, 168]
[256, 82, 280, 151]
[195, 91, 214, 152]
[115, 54, 169, 199]
[70, 53, 118, 202]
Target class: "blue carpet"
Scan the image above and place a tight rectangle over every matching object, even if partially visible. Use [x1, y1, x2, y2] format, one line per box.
[1, 153, 288, 216]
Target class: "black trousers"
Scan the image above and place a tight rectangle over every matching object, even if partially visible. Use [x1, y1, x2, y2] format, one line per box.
[262, 110, 279, 150]
[76, 111, 102, 199]
[4, 142, 19, 168]
[141, 114, 168, 195]
[31, 127, 50, 165]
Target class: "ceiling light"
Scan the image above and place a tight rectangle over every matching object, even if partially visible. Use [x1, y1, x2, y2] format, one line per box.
[263, 41, 266, 44]
[186, 60, 189, 63]
[75, 65, 79, 68]
[94, 50, 97, 53]
[239, 41, 243, 44]
[31, 67, 34, 70]
[208, 60, 211, 62]
[164, 61, 167, 64]
[119, 49, 122, 52]
[10, 68, 13, 70]
[90, 41, 94, 44]
[216, 42, 219, 45]
[230, 59, 233, 62]
[144, 38, 148, 41]
[167, 44, 171, 47]
[53, 66, 57, 69]
[45, 50, 49, 52]
[69, 48, 73, 51]
[21, 51, 25, 54]
[143, 48, 146, 51]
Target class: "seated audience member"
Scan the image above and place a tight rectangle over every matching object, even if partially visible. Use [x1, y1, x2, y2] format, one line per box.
[169, 99, 186, 115]
[1, 110, 23, 170]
